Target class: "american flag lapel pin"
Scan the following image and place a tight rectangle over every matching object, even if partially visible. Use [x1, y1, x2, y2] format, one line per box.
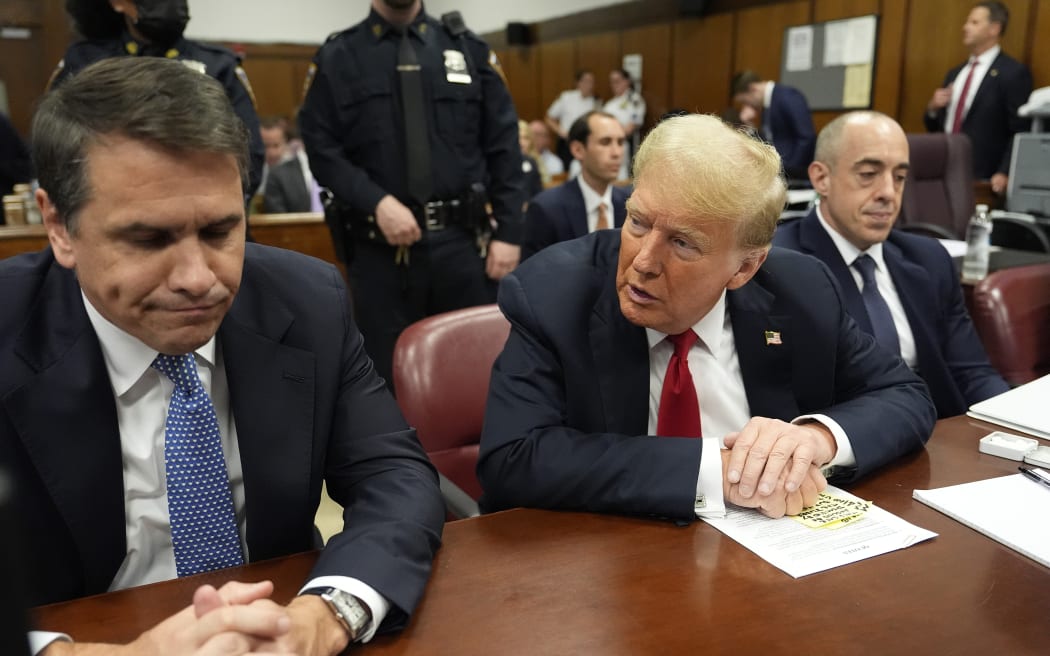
[764, 330, 782, 346]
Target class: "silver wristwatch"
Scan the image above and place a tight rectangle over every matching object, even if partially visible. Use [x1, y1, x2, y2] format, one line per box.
[304, 587, 372, 642]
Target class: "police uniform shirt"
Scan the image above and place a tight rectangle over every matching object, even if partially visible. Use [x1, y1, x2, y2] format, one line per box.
[299, 8, 525, 245]
[547, 89, 600, 137]
[48, 32, 265, 196]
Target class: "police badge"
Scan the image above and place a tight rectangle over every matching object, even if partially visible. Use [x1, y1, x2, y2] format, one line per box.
[443, 49, 471, 84]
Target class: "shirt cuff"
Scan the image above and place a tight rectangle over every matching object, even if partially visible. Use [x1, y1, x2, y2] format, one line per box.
[694, 437, 726, 518]
[29, 631, 71, 655]
[793, 414, 856, 472]
[300, 576, 390, 643]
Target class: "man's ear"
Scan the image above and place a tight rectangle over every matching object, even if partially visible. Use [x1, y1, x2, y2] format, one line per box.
[38, 188, 76, 269]
[726, 247, 769, 290]
[569, 140, 586, 162]
[809, 160, 831, 197]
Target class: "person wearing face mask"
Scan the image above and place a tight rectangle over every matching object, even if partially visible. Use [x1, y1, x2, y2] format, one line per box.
[47, 0, 266, 198]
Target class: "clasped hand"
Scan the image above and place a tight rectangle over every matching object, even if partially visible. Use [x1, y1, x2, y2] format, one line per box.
[720, 417, 835, 518]
[45, 579, 347, 655]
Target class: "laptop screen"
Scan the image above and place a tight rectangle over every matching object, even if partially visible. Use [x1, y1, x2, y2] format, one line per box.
[0, 470, 31, 656]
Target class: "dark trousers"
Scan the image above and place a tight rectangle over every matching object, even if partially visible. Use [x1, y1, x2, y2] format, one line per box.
[348, 227, 494, 391]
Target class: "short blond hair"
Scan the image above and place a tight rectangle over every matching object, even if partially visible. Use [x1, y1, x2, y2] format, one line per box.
[632, 113, 786, 248]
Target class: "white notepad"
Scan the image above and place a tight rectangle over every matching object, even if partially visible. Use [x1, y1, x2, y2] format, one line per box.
[967, 374, 1050, 439]
[914, 474, 1050, 569]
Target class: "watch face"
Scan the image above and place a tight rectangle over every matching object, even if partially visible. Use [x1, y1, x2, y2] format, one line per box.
[323, 589, 370, 638]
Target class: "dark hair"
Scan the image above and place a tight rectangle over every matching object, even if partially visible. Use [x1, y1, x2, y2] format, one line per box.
[574, 70, 593, 83]
[32, 57, 249, 233]
[611, 68, 633, 89]
[259, 114, 292, 139]
[65, 0, 125, 39]
[567, 110, 617, 147]
[976, 1, 1009, 35]
[730, 70, 762, 97]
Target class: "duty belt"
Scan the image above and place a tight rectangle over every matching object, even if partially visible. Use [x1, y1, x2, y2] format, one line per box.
[417, 198, 466, 231]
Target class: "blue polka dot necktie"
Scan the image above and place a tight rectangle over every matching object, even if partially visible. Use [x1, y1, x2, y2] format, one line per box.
[153, 353, 244, 577]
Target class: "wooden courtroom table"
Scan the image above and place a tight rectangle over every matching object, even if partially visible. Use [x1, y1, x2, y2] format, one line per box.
[32, 416, 1048, 654]
[0, 213, 337, 266]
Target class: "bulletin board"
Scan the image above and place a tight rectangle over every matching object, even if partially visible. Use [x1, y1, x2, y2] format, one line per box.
[778, 14, 879, 111]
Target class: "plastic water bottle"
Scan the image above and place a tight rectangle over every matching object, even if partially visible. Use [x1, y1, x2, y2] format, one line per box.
[961, 203, 991, 283]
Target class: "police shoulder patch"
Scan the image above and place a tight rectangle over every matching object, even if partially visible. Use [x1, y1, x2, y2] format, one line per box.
[235, 66, 257, 107]
[301, 63, 318, 102]
[488, 50, 508, 87]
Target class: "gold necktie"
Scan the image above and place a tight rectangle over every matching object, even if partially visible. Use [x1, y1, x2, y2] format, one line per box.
[596, 202, 609, 231]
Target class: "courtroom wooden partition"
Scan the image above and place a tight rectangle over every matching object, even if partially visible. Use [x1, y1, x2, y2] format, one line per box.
[2, 0, 1049, 141]
[0, 214, 337, 270]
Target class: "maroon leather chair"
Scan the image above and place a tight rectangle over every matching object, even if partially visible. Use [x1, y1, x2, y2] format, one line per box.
[392, 305, 510, 516]
[967, 262, 1050, 386]
[898, 133, 975, 240]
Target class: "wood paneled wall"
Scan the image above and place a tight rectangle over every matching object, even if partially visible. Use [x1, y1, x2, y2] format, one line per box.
[4, 0, 1050, 140]
[491, 0, 1050, 136]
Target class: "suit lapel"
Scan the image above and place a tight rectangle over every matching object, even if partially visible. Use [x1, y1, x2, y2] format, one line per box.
[566, 181, 589, 239]
[965, 53, 1002, 124]
[798, 212, 873, 333]
[727, 278, 798, 420]
[612, 186, 630, 228]
[291, 159, 311, 210]
[4, 261, 126, 594]
[882, 240, 936, 366]
[589, 256, 649, 435]
[220, 265, 317, 561]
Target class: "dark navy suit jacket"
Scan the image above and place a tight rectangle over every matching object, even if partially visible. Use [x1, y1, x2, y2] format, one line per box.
[764, 84, 816, 181]
[264, 156, 313, 213]
[923, 51, 1032, 178]
[0, 244, 444, 628]
[773, 210, 1008, 418]
[478, 231, 935, 518]
[521, 178, 630, 260]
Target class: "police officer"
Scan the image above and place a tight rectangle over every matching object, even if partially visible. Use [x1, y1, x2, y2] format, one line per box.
[299, 0, 525, 388]
[50, 0, 265, 196]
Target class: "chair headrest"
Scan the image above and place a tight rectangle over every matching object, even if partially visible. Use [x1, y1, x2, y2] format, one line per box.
[905, 134, 949, 179]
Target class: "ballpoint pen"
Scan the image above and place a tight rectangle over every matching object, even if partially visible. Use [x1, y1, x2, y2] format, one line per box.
[1018, 466, 1050, 491]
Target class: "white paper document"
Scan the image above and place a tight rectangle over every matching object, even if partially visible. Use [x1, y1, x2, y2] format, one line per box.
[967, 374, 1050, 439]
[914, 474, 1050, 568]
[701, 486, 937, 578]
[823, 20, 848, 67]
[843, 16, 877, 65]
[785, 26, 813, 72]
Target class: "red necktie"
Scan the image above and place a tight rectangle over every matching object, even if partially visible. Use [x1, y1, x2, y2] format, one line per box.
[951, 59, 978, 134]
[656, 330, 701, 438]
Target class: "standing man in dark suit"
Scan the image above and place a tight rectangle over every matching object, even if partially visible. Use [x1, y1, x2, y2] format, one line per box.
[2, 57, 443, 655]
[522, 111, 630, 261]
[732, 71, 816, 183]
[479, 114, 935, 520]
[774, 111, 1008, 418]
[924, 1, 1032, 195]
[299, 0, 524, 388]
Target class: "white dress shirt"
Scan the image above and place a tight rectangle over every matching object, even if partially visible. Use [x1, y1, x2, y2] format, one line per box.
[815, 205, 918, 368]
[577, 175, 614, 233]
[761, 81, 776, 140]
[644, 290, 856, 519]
[546, 89, 600, 135]
[538, 149, 565, 178]
[944, 46, 999, 134]
[28, 295, 389, 653]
